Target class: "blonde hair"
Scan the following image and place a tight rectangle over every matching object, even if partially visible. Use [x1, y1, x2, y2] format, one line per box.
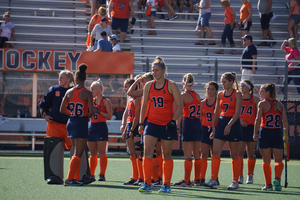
[3, 11, 10, 18]
[152, 56, 167, 71]
[221, 72, 239, 90]
[204, 81, 219, 97]
[288, 38, 298, 49]
[91, 78, 104, 94]
[182, 73, 194, 89]
[241, 79, 254, 94]
[124, 78, 135, 86]
[98, 6, 107, 15]
[221, 0, 231, 7]
[59, 70, 74, 86]
[142, 72, 154, 81]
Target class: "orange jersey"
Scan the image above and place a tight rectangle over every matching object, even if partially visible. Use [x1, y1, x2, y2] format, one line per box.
[91, 97, 107, 123]
[220, 89, 237, 117]
[240, 2, 252, 22]
[141, 97, 150, 120]
[224, 6, 234, 24]
[183, 91, 201, 119]
[201, 98, 216, 127]
[111, 0, 131, 19]
[68, 87, 89, 117]
[240, 95, 256, 125]
[261, 99, 282, 129]
[147, 79, 174, 125]
[127, 97, 136, 122]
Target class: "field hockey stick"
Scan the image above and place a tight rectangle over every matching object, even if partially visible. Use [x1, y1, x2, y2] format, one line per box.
[283, 128, 288, 188]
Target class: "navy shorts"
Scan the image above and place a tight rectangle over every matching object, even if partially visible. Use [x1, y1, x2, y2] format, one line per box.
[241, 20, 252, 31]
[259, 127, 284, 149]
[126, 122, 140, 139]
[111, 17, 128, 33]
[214, 116, 242, 142]
[88, 122, 108, 141]
[241, 125, 255, 142]
[290, 14, 300, 24]
[67, 117, 89, 138]
[182, 118, 202, 141]
[260, 12, 273, 30]
[98, 0, 106, 4]
[144, 122, 178, 141]
[197, 12, 211, 27]
[201, 126, 213, 146]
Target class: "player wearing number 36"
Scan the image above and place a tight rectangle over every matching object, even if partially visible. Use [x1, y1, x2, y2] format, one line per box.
[138, 56, 183, 193]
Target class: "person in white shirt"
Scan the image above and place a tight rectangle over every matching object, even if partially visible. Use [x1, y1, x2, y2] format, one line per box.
[109, 34, 122, 52]
[0, 11, 15, 48]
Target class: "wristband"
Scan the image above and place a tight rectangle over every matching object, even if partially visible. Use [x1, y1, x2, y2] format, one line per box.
[130, 130, 134, 132]
[138, 123, 144, 126]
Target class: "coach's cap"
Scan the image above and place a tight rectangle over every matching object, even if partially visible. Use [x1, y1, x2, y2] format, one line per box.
[242, 34, 253, 41]
[101, 17, 108, 22]
[109, 34, 118, 40]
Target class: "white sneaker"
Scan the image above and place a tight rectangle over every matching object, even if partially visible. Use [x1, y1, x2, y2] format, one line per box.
[204, 178, 217, 189]
[227, 180, 239, 190]
[246, 174, 253, 184]
[238, 175, 243, 184]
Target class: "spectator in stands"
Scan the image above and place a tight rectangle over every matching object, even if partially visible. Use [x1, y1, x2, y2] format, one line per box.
[215, 0, 236, 54]
[95, 31, 112, 52]
[287, 0, 300, 40]
[280, 38, 300, 95]
[109, 34, 122, 52]
[239, 0, 252, 40]
[172, 0, 193, 19]
[241, 35, 259, 93]
[0, 12, 15, 48]
[90, 17, 113, 51]
[109, 0, 135, 43]
[145, 0, 158, 35]
[87, 7, 110, 49]
[195, 0, 215, 45]
[164, 0, 178, 20]
[90, 0, 105, 17]
[257, 0, 275, 46]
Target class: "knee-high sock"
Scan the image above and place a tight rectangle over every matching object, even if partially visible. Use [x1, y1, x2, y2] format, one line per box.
[262, 162, 272, 186]
[184, 159, 193, 183]
[247, 157, 256, 175]
[157, 155, 163, 179]
[200, 158, 207, 180]
[143, 157, 153, 185]
[275, 162, 284, 181]
[89, 156, 98, 176]
[163, 159, 174, 187]
[211, 156, 221, 181]
[100, 155, 108, 175]
[239, 157, 244, 177]
[137, 158, 144, 180]
[66, 156, 81, 181]
[130, 157, 138, 180]
[232, 158, 240, 182]
[152, 157, 159, 182]
[194, 159, 201, 181]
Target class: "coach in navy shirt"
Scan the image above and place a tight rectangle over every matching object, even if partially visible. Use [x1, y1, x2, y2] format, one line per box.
[94, 31, 112, 52]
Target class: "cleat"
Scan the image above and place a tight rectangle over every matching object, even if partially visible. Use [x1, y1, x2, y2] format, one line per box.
[273, 178, 282, 191]
[124, 177, 136, 185]
[98, 174, 106, 181]
[238, 175, 243, 184]
[204, 178, 217, 189]
[246, 174, 253, 184]
[193, 179, 201, 186]
[262, 184, 273, 191]
[227, 180, 239, 190]
[81, 175, 95, 184]
[200, 178, 205, 186]
[64, 179, 83, 186]
[133, 178, 144, 186]
[158, 184, 171, 193]
[173, 180, 192, 187]
[46, 176, 63, 184]
[138, 183, 152, 193]
[216, 178, 220, 185]
[152, 180, 162, 187]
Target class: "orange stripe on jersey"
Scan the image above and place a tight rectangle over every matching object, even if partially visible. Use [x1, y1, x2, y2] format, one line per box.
[201, 98, 216, 127]
[147, 79, 174, 125]
[68, 87, 89, 117]
[127, 97, 136, 122]
[220, 89, 236, 117]
[240, 95, 256, 125]
[261, 99, 282, 129]
[141, 97, 150, 121]
[91, 97, 107, 123]
[183, 91, 201, 119]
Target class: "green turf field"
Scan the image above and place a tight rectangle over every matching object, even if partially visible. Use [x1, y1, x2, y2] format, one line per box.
[0, 154, 299, 200]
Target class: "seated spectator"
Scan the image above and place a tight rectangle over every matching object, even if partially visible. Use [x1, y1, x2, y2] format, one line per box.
[109, 34, 122, 52]
[90, 17, 113, 50]
[287, 0, 300, 40]
[164, 0, 178, 20]
[94, 31, 112, 52]
[0, 12, 15, 48]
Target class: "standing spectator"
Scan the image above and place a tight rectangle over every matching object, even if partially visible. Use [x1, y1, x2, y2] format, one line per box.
[239, 0, 252, 39]
[241, 35, 259, 93]
[145, 0, 158, 35]
[94, 31, 112, 52]
[109, 34, 122, 52]
[257, 0, 275, 46]
[109, 0, 135, 43]
[164, 0, 178, 20]
[287, 0, 300, 40]
[90, 17, 113, 51]
[195, 0, 215, 45]
[215, 0, 236, 54]
[0, 12, 15, 48]
[279, 38, 300, 95]
[90, 0, 105, 17]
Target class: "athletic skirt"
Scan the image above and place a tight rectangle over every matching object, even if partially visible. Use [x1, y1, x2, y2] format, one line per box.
[126, 122, 140, 139]
[201, 125, 213, 146]
[88, 122, 108, 141]
[241, 125, 255, 142]
[67, 117, 89, 138]
[214, 116, 242, 142]
[144, 122, 178, 141]
[259, 127, 284, 149]
[182, 118, 202, 141]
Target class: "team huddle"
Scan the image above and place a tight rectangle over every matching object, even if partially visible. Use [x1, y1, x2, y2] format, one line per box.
[40, 57, 288, 193]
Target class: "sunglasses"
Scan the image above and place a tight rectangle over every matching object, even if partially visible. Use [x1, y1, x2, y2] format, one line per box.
[3, 17, 9, 20]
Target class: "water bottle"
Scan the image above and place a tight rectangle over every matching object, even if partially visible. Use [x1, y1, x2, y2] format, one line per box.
[25, 109, 28, 118]
[17, 109, 20, 118]
[144, 4, 147, 12]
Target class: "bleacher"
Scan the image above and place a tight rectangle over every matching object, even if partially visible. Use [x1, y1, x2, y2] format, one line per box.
[0, 0, 298, 99]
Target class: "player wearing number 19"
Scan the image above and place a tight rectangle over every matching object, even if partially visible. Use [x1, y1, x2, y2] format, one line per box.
[138, 56, 183, 193]
[60, 64, 94, 186]
[253, 83, 288, 191]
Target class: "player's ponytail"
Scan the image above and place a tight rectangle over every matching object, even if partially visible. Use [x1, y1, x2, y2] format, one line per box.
[152, 56, 167, 72]
[182, 73, 194, 89]
[262, 83, 278, 110]
[76, 63, 87, 81]
[221, 72, 239, 90]
[90, 78, 104, 95]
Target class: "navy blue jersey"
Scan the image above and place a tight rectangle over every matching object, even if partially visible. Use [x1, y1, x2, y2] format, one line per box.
[39, 85, 72, 124]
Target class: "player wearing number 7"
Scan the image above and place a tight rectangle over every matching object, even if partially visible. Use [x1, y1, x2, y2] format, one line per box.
[253, 83, 288, 191]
